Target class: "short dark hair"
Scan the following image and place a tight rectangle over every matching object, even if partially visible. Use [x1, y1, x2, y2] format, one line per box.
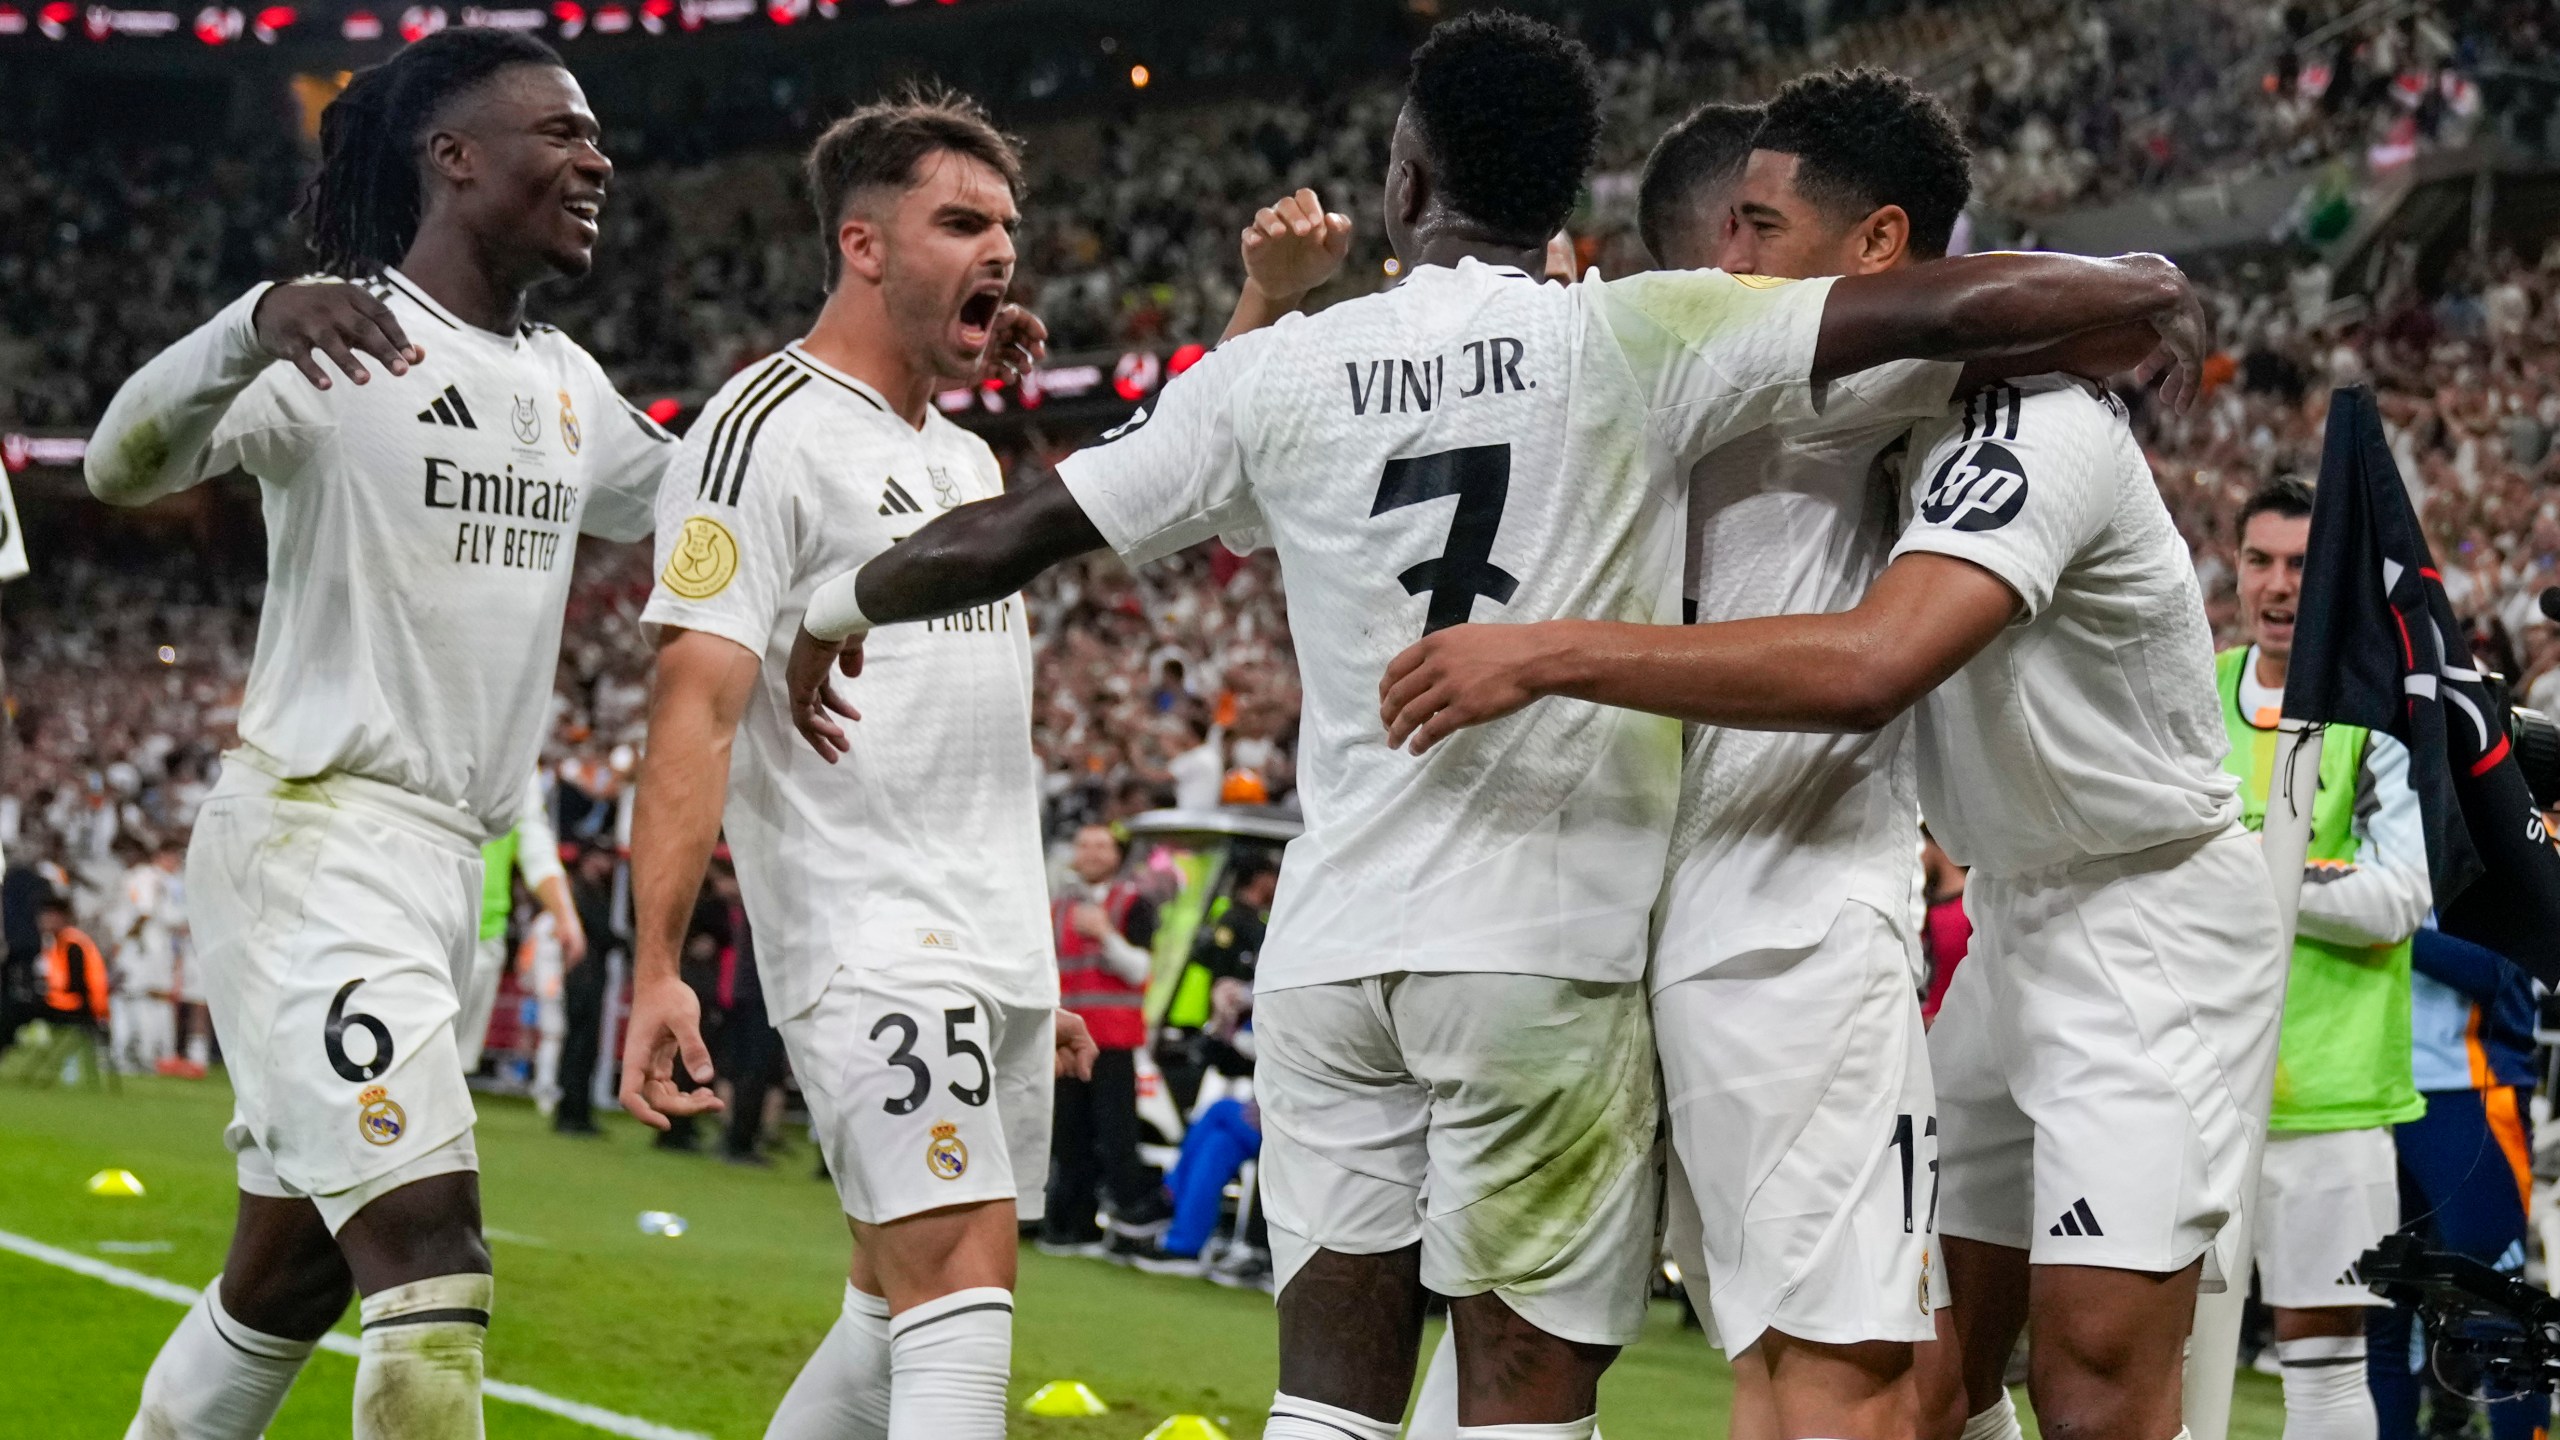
[1756, 67, 1972, 259]
[804, 85, 1023, 288]
[1406, 10, 1603, 246]
[2239, 476, 2316, 535]
[302, 28, 566, 277]
[1637, 101, 1762, 264]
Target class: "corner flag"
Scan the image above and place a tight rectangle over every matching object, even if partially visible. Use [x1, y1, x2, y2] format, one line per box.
[2281, 386, 2560, 984]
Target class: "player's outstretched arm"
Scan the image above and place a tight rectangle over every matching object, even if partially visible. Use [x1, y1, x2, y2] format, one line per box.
[1817, 252, 2208, 412]
[1222, 188, 1352, 342]
[787, 473, 1105, 758]
[1380, 552, 2019, 753]
[87, 280, 420, 506]
[620, 627, 759, 1128]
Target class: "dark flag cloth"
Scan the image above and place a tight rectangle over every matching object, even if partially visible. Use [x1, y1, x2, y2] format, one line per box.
[2282, 385, 2560, 984]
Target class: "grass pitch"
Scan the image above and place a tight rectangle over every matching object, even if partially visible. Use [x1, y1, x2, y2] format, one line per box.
[0, 1074, 2286, 1439]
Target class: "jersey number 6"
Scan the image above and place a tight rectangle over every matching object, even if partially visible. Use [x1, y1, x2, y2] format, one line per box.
[1371, 444, 1518, 635]
[324, 978, 395, 1083]
[873, 1007, 995, 1115]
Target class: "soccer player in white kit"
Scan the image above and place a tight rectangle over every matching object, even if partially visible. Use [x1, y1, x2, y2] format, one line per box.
[613, 94, 1090, 1440]
[86, 30, 673, 1440]
[781, 16, 2214, 1440]
[1382, 362, 2280, 1440]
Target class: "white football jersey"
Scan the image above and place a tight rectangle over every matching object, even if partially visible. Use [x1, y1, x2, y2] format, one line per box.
[85, 272, 674, 835]
[1892, 375, 2237, 873]
[1654, 359, 1959, 987]
[640, 344, 1056, 1024]
[1059, 258, 1834, 991]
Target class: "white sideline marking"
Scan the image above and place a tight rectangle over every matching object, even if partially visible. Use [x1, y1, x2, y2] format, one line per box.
[0, 1227, 710, 1440]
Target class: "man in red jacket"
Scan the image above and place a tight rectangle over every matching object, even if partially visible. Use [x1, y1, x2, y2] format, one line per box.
[1041, 824, 1166, 1253]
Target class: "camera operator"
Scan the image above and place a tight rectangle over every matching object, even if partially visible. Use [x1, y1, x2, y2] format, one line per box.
[2371, 926, 2547, 1440]
[2221, 478, 2433, 1440]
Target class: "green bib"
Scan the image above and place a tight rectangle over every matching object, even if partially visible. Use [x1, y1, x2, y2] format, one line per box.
[478, 828, 520, 942]
[2216, 648, 2422, 1132]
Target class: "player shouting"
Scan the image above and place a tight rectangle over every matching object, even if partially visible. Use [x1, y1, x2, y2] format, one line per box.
[1378, 147, 2279, 1440]
[88, 29, 674, 1440]
[616, 92, 1074, 1440]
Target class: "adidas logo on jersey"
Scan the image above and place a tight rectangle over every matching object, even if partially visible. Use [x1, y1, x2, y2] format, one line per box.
[415, 386, 479, 429]
[878, 478, 924, 516]
[2048, 1198, 2105, 1237]
[2335, 1260, 2364, 1287]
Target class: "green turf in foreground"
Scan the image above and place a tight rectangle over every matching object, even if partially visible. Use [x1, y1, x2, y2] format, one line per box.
[0, 1075, 2288, 1440]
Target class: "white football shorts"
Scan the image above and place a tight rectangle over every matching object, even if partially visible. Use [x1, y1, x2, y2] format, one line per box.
[781, 962, 1053, 1226]
[189, 760, 486, 1227]
[1255, 972, 1662, 1347]
[1656, 900, 1942, 1355]
[1931, 825, 2284, 1281]
[2254, 1125, 2398, 1309]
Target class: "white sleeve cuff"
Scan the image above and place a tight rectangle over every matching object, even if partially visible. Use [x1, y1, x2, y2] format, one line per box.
[803, 565, 875, 643]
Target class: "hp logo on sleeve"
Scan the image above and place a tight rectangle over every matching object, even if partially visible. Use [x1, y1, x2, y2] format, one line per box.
[1920, 440, 2029, 532]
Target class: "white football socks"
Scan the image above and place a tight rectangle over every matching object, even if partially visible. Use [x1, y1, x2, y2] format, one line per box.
[125, 1279, 318, 1440]
[353, 1273, 493, 1440]
[2276, 1335, 2376, 1440]
[1269, 1393, 1402, 1440]
[886, 1287, 1014, 1440]
[1455, 1419, 1598, 1440]
[767, 1283, 895, 1440]
[1959, 1391, 2024, 1440]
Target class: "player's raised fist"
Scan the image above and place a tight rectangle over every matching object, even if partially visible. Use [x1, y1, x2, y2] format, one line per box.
[251, 279, 422, 390]
[1240, 187, 1353, 305]
[785, 623, 866, 762]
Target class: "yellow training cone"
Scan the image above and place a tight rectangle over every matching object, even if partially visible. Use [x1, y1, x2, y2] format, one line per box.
[1142, 1416, 1230, 1440]
[1024, 1381, 1110, 1417]
[86, 1169, 146, 1197]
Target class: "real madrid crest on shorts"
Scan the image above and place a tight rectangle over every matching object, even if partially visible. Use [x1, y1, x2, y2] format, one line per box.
[1918, 1245, 1933, 1316]
[557, 389, 582, 455]
[926, 1121, 969, 1181]
[357, 1085, 406, 1146]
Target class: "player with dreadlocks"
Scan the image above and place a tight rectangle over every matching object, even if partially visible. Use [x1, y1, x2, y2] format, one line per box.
[88, 29, 677, 1440]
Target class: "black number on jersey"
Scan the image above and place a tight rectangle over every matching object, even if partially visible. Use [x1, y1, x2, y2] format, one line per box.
[872, 1008, 996, 1114]
[1888, 1113, 1940, 1234]
[323, 978, 394, 1083]
[1370, 444, 1519, 634]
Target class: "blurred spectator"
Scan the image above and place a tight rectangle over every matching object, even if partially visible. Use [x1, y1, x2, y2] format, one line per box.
[1155, 851, 1277, 1116]
[554, 843, 622, 1138]
[704, 861, 787, 1167]
[1044, 823, 1168, 1251]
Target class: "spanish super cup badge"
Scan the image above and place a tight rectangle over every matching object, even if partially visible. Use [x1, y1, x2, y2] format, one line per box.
[357, 1086, 406, 1146]
[558, 389, 582, 455]
[926, 1121, 969, 1181]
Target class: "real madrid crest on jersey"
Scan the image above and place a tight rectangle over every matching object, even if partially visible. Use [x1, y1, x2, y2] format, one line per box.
[357, 1085, 406, 1146]
[926, 1121, 969, 1180]
[662, 515, 739, 600]
[557, 390, 582, 455]
[510, 394, 542, 446]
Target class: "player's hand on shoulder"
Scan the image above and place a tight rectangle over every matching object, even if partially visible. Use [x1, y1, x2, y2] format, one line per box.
[980, 303, 1048, 386]
[1054, 1009, 1099, 1081]
[618, 969, 725, 1129]
[1379, 622, 1561, 755]
[252, 279, 422, 390]
[1240, 188, 1352, 306]
[2130, 257, 2210, 415]
[785, 623, 866, 763]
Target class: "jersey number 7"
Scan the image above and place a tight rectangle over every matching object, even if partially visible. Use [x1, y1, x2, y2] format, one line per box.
[1371, 444, 1517, 635]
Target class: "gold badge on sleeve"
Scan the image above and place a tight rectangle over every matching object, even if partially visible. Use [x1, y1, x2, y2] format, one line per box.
[1730, 272, 1795, 289]
[662, 515, 740, 600]
[926, 1122, 969, 1181]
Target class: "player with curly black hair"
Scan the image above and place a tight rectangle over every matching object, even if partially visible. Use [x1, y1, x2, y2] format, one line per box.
[1635, 100, 1762, 266]
[1734, 66, 1976, 271]
[88, 28, 678, 1440]
[773, 10, 2214, 1440]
